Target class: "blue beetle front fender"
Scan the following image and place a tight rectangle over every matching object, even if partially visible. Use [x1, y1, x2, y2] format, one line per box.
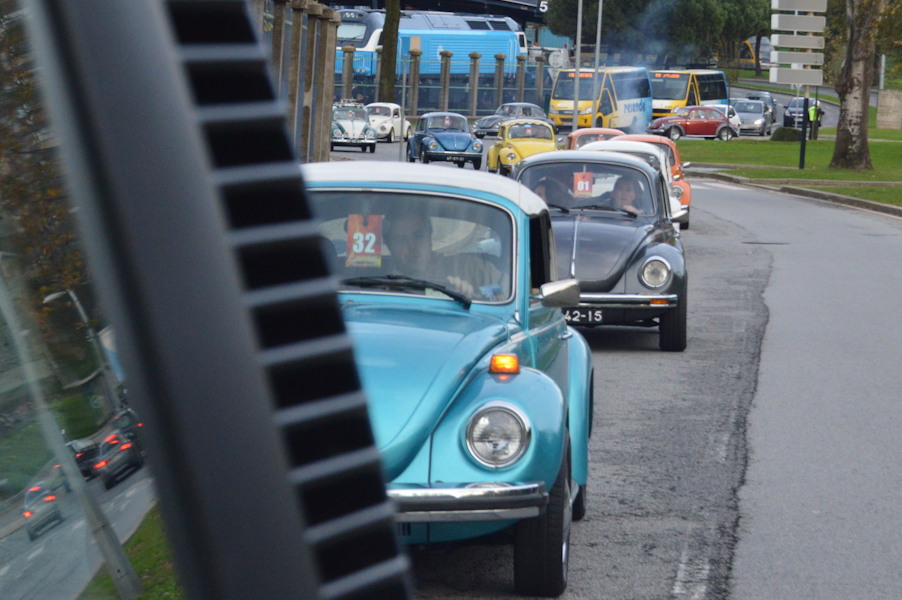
[565, 328, 593, 488]
[429, 367, 566, 492]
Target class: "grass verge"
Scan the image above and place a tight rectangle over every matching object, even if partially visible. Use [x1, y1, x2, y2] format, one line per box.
[79, 506, 183, 600]
[678, 139, 902, 182]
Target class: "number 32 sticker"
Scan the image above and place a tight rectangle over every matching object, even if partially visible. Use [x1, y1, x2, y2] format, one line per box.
[346, 214, 382, 267]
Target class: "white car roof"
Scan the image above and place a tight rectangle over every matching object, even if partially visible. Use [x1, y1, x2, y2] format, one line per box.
[579, 140, 668, 163]
[366, 102, 400, 109]
[301, 162, 548, 216]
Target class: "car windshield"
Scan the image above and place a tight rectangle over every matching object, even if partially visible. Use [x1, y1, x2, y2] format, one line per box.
[519, 162, 657, 216]
[674, 108, 691, 117]
[734, 101, 763, 114]
[308, 191, 514, 303]
[508, 124, 553, 140]
[573, 133, 620, 148]
[651, 73, 689, 100]
[335, 107, 368, 121]
[788, 98, 806, 109]
[426, 115, 469, 131]
[367, 106, 391, 116]
[552, 73, 601, 100]
[336, 23, 367, 41]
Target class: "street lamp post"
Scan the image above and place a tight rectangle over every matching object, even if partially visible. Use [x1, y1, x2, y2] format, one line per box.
[44, 289, 121, 412]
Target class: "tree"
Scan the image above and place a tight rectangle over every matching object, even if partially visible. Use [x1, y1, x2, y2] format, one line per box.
[717, 0, 769, 75]
[378, 0, 400, 103]
[829, 0, 888, 170]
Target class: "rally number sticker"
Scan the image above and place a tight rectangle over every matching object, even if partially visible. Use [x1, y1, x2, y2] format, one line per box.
[573, 172, 594, 198]
[346, 214, 383, 267]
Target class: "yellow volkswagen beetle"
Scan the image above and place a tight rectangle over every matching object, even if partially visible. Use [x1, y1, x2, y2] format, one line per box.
[488, 119, 557, 176]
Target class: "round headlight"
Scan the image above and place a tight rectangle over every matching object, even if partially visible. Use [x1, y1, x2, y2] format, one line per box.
[366, 130, 375, 139]
[379, 124, 388, 132]
[505, 152, 517, 161]
[466, 403, 530, 468]
[472, 141, 483, 152]
[428, 140, 439, 150]
[671, 185, 684, 200]
[640, 257, 672, 288]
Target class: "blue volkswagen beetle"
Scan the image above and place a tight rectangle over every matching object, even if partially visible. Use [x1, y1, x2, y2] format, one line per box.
[407, 112, 483, 170]
[303, 162, 593, 596]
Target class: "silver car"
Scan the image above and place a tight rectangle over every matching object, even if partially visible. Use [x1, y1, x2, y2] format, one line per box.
[733, 99, 772, 136]
[23, 481, 64, 541]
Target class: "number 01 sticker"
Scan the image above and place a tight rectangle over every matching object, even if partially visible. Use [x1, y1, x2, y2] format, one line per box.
[573, 172, 593, 198]
[346, 214, 382, 267]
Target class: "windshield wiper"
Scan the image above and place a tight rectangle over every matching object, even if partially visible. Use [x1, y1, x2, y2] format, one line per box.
[545, 203, 570, 213]
[573, 204, 638, 217]
[340, 275, 472, 309]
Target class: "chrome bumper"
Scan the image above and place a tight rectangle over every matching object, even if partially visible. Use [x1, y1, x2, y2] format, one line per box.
[425, 151, 482, 160]
[577, 293, 678, 310]
[387, 482, 547, 522]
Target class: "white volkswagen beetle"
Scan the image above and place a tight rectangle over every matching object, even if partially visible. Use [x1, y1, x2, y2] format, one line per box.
[365, 102, 412, 142]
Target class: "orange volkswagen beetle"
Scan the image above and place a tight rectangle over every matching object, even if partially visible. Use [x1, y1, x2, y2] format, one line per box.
[619, 134, 692, 229]
[562, 127, 624, 150]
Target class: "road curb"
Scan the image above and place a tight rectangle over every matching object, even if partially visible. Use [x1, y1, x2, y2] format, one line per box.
[778, 186, 902, 217]
[685, 171, 751, 184]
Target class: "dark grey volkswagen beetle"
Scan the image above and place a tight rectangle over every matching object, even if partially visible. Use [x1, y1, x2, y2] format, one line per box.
[514, 151, 687, 351]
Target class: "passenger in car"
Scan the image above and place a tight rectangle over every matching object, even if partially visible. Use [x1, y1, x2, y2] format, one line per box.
[607, 176, 650, 215]
[384, 213, 504, 300]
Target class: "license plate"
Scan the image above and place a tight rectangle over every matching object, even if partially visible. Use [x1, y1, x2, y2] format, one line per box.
[563, 308, 602, 324]
[450, 156, 464, 162]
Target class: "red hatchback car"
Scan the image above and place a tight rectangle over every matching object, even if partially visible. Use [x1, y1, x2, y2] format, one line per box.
[648, 106, 736, 141]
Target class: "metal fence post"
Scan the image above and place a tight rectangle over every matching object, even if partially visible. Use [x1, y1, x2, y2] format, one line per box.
[409, 49, 422, 116]
[342, 45, 355, 101]
[287, 0, 308, 150]
[535, 55, 546, 107]
[468, 52, 481, 117]
[301, 2, 323, 163]
[271, 0, 288, 94]
[494, 53, 506, 107]
[439, 50, 452, 112]
[318, 8, 340, 161]
[516, 54, 527, 103]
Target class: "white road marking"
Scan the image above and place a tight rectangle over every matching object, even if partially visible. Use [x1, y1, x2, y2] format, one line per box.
[125, 486, 138, 498]
[73, 519, 84, 530]
[705, 181, 749, 192]
[27, 546, 44, 561]
[672, 542, 712, 598]
[0, 564, 10, 578]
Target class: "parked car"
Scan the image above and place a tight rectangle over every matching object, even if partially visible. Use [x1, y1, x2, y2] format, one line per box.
[23, 481, 64, 541]
[579, 139, 688, 231]
[562, 127, 624, 150]
[93, 431, 144, 489]
[111, 407, 145, 455]
[647, 106, 735, 141]
[515, 151, 688, 351]
[66, 439, 100, 478]
[618, 134, 693, 229]
[365, 102, 412, 142]
[487, 119, 557, 176]
[733, 99, 772, 136]
[745, 91, 779, 120]
[302, 162, 593, 596]
[330, 101, 377, 153]
[783, 97, 819, 128]
[472, 102, 553, 138]
[708, 103, 742, 132]
[407, 112, 483, 169]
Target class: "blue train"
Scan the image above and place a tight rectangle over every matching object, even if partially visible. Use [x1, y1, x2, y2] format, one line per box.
[334, 9, 528, 76]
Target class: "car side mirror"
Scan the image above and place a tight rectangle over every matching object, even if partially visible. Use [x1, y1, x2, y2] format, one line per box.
[540, 279, 580, 308]
[682, 162, 692, 169]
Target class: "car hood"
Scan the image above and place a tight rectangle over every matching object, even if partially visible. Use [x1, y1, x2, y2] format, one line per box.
[651, 116, 682, 127]
[552, 214, 651, 291]
[335, 119, 368, 137]
[738, 112, 764, 122]
[509, 139, 556, 157]
[343, 303, 507, 480]
[431, 131, 474, 151]
[369, 115, 391, 127]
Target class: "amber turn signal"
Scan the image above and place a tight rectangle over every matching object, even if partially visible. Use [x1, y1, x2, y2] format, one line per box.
[650, 299, 669, 305]
[490, 354, 520, 374]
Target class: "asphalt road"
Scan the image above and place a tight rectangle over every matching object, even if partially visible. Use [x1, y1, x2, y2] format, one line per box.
[0, 468, 155, 600]
[330, 148, 902, 599]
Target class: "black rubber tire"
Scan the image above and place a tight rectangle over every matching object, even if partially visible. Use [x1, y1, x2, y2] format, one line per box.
[668, 127, 681, 141]
[499, 165, 509, 177]
[407, 143, 415, 162]
[360, 145, 367, 152]
[27, 528, 36, 541]
[457, 160, 466, 168]
[103, 477, 113, 490]
[386, 129, 393, 143]
[472, 158, 482, 171]
[660, 285, 688, 352]
[514, 451, 571, 596]
[369, 143, 376, 153]
[682, 217, 690, 230]
[330, 143, 334, 152]
[719, 128, 733, 141]
[420, 148, 430, 164]
[572, 484, 587, 521]
[595, 116, 604, 127]
[404, 128, 410, 141]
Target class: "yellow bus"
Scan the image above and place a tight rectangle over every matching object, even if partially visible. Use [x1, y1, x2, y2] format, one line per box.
[650, 70, 729, 119]
[548, 67, 653, 133]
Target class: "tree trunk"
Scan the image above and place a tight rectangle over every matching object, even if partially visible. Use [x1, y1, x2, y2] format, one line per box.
[754, 32, 763, 77]
[830, 0, 887, 170]
[378, 0, 401, 103]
